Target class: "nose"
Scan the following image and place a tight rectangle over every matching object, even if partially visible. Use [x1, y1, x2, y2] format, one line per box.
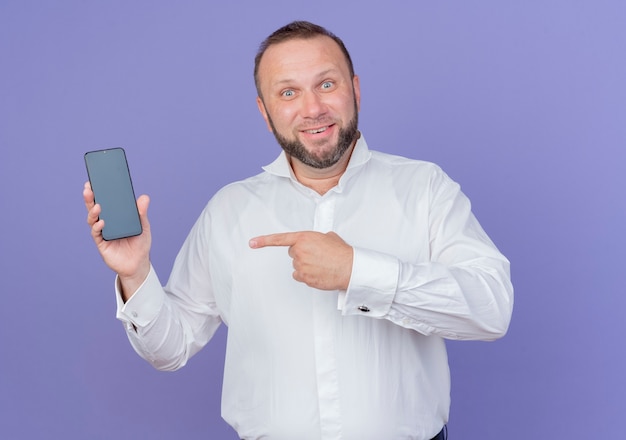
[300, 90, 326, 118]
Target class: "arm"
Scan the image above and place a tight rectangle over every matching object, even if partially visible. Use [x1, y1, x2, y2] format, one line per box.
[342, 176, 513, 341]
[117, 206, 222, 371]
[84, 182, 221, 369]
[115, 263, 222, 371]
[343, 241, 512, 341]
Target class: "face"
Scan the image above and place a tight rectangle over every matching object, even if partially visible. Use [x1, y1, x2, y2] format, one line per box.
[256, 36, 361, 170]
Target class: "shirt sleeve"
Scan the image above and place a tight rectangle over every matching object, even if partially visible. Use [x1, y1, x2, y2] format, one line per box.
[115, 266, 165, 328]
[341, 170, 514, 342]
[113, 210, 223, 371]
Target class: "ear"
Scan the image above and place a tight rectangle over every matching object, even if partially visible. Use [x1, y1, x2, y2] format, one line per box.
[256, 96, 273, 132]
[352, 74, 361, 112]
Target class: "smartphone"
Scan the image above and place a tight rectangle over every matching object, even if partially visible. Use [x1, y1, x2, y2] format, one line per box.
[84, 147, 142, 241]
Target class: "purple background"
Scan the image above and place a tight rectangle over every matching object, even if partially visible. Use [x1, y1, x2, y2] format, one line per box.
[1, 1, 624, 438]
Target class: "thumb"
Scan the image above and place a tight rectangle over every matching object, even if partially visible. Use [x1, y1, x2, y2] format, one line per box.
[136, 195, 151, 229]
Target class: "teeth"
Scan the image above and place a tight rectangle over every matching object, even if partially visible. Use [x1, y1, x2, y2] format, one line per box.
[306, 127, 327, 134]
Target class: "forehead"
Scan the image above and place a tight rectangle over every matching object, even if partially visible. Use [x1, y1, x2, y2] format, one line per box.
[257, 35, 350, 87]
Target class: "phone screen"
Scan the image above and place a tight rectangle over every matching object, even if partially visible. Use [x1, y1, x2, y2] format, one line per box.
[84, 148, 142, 241]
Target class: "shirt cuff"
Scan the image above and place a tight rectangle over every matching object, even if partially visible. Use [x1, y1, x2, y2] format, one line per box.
[340, 247, 399, 317]
[115, 265, 164, 328]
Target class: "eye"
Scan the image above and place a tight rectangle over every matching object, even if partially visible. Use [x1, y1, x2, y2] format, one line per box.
[321, 81, 334, 90]
[281, 89, 295, 98]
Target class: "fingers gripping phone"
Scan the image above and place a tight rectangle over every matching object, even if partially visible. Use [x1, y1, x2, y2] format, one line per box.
[84, 148, 142, 241]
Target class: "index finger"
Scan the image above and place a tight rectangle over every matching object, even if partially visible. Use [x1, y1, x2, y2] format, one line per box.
[249, 232, 300, 249]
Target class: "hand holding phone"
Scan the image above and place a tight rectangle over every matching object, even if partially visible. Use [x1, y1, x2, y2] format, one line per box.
[84, 148, 152, 299]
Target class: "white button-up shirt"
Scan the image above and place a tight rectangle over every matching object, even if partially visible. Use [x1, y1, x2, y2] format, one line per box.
[116, 135, 513, 440]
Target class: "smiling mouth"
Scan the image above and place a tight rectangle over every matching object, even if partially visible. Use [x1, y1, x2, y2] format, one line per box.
[303, 125, 332, 134]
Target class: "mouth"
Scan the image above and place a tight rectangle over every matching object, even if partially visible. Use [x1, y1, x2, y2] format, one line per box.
[301, 124, 334, 135]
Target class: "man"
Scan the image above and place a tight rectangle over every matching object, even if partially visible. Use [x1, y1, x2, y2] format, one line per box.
[84, 21, 513, 440]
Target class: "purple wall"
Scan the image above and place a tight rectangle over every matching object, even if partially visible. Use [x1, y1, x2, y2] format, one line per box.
[1, 1, 624, 438]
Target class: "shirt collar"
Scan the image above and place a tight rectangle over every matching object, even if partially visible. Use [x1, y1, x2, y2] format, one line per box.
[261, 133, 372, 181]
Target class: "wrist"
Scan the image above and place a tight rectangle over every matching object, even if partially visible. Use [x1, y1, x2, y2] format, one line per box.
[118, 262, 151, 302]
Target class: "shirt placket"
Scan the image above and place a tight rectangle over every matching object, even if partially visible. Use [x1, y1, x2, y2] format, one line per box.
[311, 194, 342, 439]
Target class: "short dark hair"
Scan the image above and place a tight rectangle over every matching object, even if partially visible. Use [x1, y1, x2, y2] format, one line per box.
[254, 21, 355, 97]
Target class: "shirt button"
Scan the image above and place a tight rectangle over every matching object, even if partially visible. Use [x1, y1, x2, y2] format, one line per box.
[357, 305, 370, 313]
[131, 311, 138, 318]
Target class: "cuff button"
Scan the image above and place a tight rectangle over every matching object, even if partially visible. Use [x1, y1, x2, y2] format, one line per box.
[357, 305, 370, 313]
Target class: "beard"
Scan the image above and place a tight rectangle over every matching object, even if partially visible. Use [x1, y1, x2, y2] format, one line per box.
[265, 101, 359, 170]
